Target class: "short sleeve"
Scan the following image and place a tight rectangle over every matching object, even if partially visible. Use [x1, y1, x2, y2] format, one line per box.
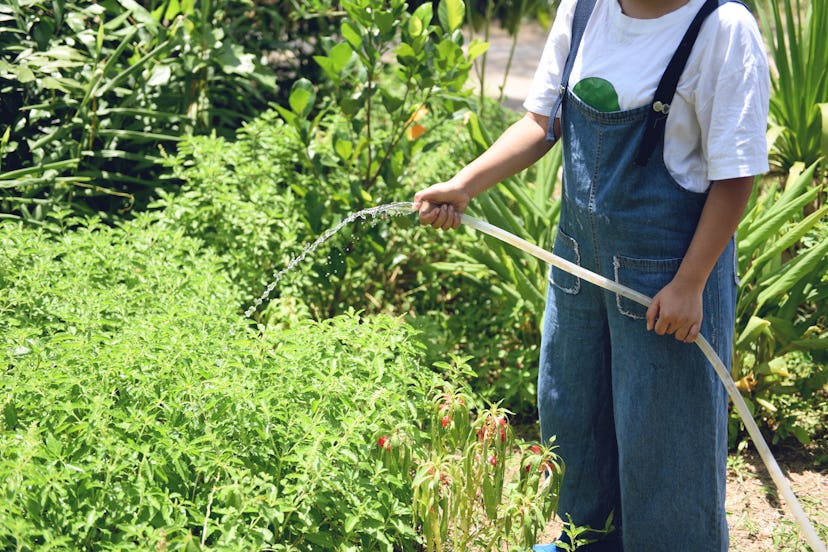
[695, 4, 770, 181]
[523, 0, 578, 117]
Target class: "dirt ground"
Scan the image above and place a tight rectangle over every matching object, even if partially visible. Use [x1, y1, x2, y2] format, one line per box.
[532, 445, 828, 551]
[724, 446, 827, 551]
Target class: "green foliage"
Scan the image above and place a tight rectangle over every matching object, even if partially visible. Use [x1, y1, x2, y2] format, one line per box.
[0, 218, 585, 550]
[0, 218, 447, 550]
[151, 113, 310, 301]
[408, 394, 564, 550]
[0, 0, 277, 219]
[756, 0, 828, 172]
[277, 0, 486, 202]
[437, 112, 561, 324]
[732, 164, 828, 446]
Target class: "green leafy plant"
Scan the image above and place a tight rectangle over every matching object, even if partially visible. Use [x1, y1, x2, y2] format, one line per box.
[151, 112, 310, 302]
[403, 387, 564, 551]
[428, 109, 563, 412]
[277, 0, 487, 204]
[0, 216, 444, 550]
[731, 163, 828, 446]
[436, 113, 561, 322]
[0, 216, 583, 551]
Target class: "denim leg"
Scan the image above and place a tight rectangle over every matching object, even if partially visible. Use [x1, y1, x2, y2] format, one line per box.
[539, 277, 621, 539]
[606, 249, 735, 552]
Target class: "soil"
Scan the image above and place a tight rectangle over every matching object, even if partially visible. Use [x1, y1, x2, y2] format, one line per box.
[531, 445, 828, 551]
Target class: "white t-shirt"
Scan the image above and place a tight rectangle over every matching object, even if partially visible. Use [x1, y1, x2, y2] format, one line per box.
[523, 0, 770, 193]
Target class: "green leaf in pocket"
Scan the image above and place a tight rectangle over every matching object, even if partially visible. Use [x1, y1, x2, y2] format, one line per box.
[572, 77, 620, 112]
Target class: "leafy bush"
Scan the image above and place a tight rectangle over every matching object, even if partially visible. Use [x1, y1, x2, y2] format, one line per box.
[151, 112, 311, 302]
[278, 0, 486, 204]
[0, 218, 440, 550]
[409, 397, 565, 551]
[755, 0, 828, 172]
[155, 96, 549, 419]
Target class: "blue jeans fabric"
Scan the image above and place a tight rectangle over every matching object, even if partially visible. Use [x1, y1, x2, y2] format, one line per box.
[538, 91, 737, 551]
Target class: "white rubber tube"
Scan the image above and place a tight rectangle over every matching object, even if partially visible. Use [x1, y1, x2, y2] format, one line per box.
[459, 213, 827, 552]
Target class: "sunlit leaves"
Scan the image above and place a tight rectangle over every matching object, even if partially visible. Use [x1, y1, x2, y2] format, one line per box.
[438, 0, 466, 33]
[0, 219, 442, 548]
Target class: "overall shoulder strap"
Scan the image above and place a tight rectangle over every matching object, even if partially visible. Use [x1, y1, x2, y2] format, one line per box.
[547, 0, 598, 140]
[635, 0, 743, 166]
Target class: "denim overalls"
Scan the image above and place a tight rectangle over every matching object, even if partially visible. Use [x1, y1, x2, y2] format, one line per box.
[537, 0, 738, 549]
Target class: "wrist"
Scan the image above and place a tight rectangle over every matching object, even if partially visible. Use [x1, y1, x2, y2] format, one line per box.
[672, 266, 708, 294]
[448, 171, 479, 201]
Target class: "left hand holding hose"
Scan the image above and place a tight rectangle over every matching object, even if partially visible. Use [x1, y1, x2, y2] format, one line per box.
[413, 180, 471, 230]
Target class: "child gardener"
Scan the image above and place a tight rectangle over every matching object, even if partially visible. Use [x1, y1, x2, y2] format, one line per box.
[413, 0, 769, 549]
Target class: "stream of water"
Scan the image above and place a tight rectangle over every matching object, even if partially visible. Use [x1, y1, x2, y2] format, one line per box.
[244, 201, 415, 319]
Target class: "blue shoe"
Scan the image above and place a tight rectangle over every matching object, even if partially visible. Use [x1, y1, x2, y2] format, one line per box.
[532, 546, 557, 552]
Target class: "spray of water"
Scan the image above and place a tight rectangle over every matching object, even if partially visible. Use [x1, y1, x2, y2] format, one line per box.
[244, 201, 415, 319]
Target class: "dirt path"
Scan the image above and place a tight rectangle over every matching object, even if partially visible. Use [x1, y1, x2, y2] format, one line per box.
[467, 21, 551, 112]
[726, 447, 827, 551]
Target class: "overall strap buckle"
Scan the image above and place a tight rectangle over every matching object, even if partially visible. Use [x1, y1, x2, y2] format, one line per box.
[635, 0, 739, 166]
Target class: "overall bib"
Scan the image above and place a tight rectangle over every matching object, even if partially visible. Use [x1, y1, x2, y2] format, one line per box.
[537, 1, 738, 550]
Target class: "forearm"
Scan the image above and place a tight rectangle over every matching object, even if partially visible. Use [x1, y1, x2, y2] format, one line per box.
[674, 176, 754, 291]
[455, 112, 554, 198]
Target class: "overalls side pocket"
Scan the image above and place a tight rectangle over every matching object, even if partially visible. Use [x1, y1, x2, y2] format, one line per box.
[549, 228, 582, 295]
[612, 254, 683, 320]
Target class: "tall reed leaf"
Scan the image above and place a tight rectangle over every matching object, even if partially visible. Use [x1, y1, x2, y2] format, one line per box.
[732, 161, 827, 444]
[757, 0, 828, 170]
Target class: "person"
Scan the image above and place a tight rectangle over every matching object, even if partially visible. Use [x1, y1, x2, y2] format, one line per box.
[412, 0, 770, 549]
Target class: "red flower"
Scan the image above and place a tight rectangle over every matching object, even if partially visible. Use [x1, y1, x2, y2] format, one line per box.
[441, 415, 451, 428]
[529, 445, 542, 454]
[488, 454, 497, 466]
[377, 436, 391, 451]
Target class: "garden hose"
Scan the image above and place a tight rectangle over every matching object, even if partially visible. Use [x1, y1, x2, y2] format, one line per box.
[456, 213, 827, 552]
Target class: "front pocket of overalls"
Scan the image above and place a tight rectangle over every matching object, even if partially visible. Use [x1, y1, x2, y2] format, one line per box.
[549, 228, 581, 295]
[613, 255, 683, 320]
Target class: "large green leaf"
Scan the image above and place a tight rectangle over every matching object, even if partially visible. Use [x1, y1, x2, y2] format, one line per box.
[736, 316, 772, 350]
[739, 162, 818, 254]
[438, 0, 465, 33]
[288, 79, 316, 119]
[740, 203, 828, 284]
[755, 238, 828, 311]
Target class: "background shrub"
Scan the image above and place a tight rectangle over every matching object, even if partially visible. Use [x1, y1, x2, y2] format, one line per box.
[0, 0, 304, 220]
